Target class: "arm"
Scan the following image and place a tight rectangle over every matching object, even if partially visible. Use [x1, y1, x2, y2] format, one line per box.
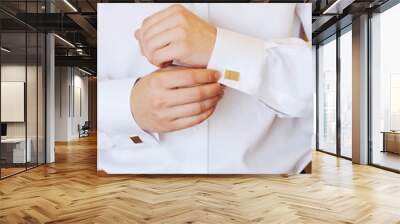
[98, 78, 159, 144]
[209, 4, 312, 117]
[135, 4, 313, 117]
[130, 67, 223, 133]
[208, 28, 313, 118]
[98, 68, 223, 143]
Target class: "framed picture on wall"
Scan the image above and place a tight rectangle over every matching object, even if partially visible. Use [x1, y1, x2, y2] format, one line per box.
[97, 3, 313, 175]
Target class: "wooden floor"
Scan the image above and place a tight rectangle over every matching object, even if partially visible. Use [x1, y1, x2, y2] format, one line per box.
[1, 135, 400, 224]
[0, 167, 26, 178]
[372, 150, 400, 171]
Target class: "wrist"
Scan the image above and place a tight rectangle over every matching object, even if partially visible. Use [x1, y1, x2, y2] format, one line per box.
[205, 26, 217, 66]
[130, 78, 146, 131]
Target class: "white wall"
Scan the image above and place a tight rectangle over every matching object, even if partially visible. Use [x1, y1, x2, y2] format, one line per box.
[55, 66, 70, 141]
[71, 73, 89, 138]
[55, 67, 89, 141]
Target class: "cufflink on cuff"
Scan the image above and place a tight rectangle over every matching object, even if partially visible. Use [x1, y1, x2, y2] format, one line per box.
[130, 136, 142, 144]
[224, 70, 240, 81]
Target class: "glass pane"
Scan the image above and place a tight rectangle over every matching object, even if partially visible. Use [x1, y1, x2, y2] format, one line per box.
[391, 75, 400, 130]
[340, 30, 352, 158]
[27, 31, 38, 169]
[318, 38, 337, 154]
[0, 1, 46, 178]
[1, 31, 27, 177]
[26, 0, 39, 169]
[38, 32, 45, 165]
[371, 3, 400, 171]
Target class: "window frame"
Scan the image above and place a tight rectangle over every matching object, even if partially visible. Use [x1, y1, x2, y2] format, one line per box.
[315, 24, 353, 161]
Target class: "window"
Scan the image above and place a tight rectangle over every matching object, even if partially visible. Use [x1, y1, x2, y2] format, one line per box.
[340, 29, 352, 158]
[390, 74, 400, 130]
[318, 37, 337, 155]
[370, 2, 400, 171]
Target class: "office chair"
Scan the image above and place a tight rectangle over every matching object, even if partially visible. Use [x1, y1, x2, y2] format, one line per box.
[79, 121, 90, 138]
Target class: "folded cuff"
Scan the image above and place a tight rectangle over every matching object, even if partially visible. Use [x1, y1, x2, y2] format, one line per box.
[98, 77, 159, 145]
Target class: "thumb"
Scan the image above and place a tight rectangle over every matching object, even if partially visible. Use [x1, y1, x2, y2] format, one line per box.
[134, 29, 141, 40]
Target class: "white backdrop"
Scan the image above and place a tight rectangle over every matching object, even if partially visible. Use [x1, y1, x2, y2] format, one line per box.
[97, 3, 313, 175]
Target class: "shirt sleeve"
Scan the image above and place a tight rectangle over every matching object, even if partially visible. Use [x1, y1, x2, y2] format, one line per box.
[207, 8, 313, 118]
[98, 77, 159, 144]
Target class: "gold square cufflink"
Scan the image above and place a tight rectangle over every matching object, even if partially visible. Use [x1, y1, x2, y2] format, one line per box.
[130, 136, 142, 144]
[224, 70, 240, 81]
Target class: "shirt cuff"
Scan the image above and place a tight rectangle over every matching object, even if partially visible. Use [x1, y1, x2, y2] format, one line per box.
[207, 27, 313, 118]
[98, 77, 159, 145]
[131, 77, 160, 142]
[207, 27, 265, 96]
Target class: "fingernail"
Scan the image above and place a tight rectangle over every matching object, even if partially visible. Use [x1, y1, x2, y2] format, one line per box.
[134, 29, 140, 39]
[214, 71, 220, 79]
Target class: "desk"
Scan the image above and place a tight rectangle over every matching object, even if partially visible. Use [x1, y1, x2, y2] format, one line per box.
[1, 138, 31, 163]
[382, 131, 400, 155]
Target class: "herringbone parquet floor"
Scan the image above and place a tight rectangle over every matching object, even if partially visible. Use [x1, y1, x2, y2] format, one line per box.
[1, 134, 400, 224]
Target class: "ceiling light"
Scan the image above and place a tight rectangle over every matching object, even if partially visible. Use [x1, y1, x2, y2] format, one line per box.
[78, 67, 93, 76]
[1, 47, 11, 53]
[76, 48, 85, 55]
[63, 0, 78, 12]
[323, 0, 347, 15]
[54, 34, 75, 48]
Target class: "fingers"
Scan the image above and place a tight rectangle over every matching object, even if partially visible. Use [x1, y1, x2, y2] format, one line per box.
[164, 94, 222, 120]
[142, 14, 185, 44]
[135, 67, 223, 133]
[166, 83, 223, 106]
[135, 30, 145, 55]
[140, 4, 183, 35]
[136, 3, 216, 69]
[159, 69, 220, 89]
[135, 4, 185, 49]
[143, 26, 186, 62]
[150, 42, 182, 66]
[135, 5, 190, 65]
[170, 106, 216, 131]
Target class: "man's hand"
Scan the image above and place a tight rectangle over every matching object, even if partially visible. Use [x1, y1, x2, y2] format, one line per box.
[131, 67, 223, 133]
[135, 4, 217, 68]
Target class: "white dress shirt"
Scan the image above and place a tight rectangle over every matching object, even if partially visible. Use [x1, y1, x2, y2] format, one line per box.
[97, 3, 313, 174]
